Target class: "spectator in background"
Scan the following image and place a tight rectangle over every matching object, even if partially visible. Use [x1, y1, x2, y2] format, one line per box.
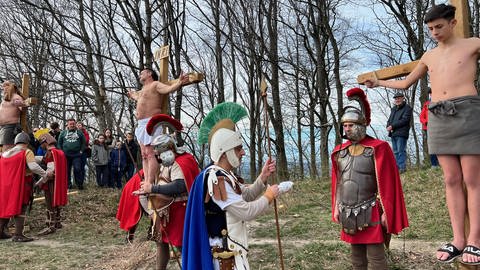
[386, 92, 413, 173]
[57, 118, 86, 189]
[103, 128, 115, 149]
[419, 89, 439, 167]
[103, 128, 115, 186]
[49, 122, 61, 142]
[110, 140, 126, 189]
[91, 134, 109, 187]
[124, 132, 139, 181]
[76, 122, 90, 182]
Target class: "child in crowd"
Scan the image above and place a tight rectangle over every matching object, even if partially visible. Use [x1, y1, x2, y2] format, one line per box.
[91, 134, 109, 187]
[110, 140, 126, 189]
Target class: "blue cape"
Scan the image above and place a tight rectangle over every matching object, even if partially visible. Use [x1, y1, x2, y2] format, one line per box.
[182, 168, 214, 270]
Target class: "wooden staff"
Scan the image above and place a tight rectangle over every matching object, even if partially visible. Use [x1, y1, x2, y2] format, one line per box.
[260, 75, 285, 270]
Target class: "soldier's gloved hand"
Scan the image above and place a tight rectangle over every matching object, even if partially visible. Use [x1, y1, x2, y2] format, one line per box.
[263, 184, 279, 203]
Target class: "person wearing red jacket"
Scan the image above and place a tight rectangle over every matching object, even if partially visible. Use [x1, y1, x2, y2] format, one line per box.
[419, 89, 439, 167]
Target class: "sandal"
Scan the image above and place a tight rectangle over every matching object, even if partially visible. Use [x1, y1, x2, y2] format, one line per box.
[461, 245, 480, 265]
[437, 243, 462, 263]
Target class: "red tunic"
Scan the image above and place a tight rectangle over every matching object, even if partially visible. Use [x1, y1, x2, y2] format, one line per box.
[331, 136, 409, 244]
[160, 153, 199, 246]
[0, 150, 30, 218]
[116, 170, 143, 231]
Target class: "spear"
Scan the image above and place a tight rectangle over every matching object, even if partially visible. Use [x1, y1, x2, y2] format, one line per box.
[260, 75, 285, 270]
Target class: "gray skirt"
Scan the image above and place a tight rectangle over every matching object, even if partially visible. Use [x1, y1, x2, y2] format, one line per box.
[428, 95, 480, 155]
[0, 123, 22, 146]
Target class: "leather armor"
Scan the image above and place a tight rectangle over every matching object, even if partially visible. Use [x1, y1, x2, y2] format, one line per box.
[336, 146, 378, 234]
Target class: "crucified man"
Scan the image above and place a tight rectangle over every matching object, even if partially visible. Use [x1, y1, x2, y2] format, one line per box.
[128, 68, 189, 185]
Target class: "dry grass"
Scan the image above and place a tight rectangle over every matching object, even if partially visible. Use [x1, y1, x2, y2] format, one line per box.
[0, 167, 461, 269]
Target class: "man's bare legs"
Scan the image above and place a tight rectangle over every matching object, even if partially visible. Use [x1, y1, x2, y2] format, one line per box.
[436, 155, 466, 261]
[436, 155, 480, 263]
[139, 143, 159, 184]
[460, 155, 480, 263]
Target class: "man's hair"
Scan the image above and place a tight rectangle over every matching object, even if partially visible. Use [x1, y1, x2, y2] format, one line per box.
[67, 118, 76, 123]
[144, 68, 159, 81]
[424, 4, 456, 24]
[2, 80, 24, 101]
[50, 122, 59, 130]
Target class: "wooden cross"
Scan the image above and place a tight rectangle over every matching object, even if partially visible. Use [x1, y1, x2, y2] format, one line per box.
[153, 45, 204, 114]
[20, 73, 38, 132]
[356, 0, 469, 84]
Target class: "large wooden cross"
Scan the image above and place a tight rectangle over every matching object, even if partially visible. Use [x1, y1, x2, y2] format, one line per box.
[153, 45, 204, 114]
[356, 0, 469, 84]
[20, 73, 38, 132]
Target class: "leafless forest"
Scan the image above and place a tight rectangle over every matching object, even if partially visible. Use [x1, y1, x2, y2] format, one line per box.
[1, 0, 480, 180]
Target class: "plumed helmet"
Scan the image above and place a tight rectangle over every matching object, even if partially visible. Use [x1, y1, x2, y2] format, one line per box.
[340, 88, 371, 126]
[14, 132, 30, 145]
[198, 102, 248, 167]
[146, 114, 183, 136]
[146, 114, 184, 154]
[210, 128, 243, 163]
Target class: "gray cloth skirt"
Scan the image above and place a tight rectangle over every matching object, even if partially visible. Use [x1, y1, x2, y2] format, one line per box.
[428, 95, 480, 155]
[0, 123, 22, 146]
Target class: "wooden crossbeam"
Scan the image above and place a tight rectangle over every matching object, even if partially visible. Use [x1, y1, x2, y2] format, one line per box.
[153, 45, 205, 114]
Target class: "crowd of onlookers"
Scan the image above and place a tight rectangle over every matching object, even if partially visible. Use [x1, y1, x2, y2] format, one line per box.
[30, 119, 139, 190]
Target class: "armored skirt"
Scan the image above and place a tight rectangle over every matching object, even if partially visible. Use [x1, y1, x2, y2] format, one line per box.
[428, 95, 480, 155]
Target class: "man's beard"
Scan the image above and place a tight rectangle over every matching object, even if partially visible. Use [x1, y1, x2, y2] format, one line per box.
[345, 124, 366, 142]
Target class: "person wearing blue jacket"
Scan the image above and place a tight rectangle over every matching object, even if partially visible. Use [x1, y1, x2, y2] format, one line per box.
[386, 92, 412, 173]
[109, 141, 127, 189]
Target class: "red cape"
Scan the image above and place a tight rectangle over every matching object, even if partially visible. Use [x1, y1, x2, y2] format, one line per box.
[159, 153, 199, 246]
[176, 153, 199, 192]
[331, 136, 409, 241]
[52, 148, 68, 207]
[116, 170, 143, 231]
[0, 150, 27, 218]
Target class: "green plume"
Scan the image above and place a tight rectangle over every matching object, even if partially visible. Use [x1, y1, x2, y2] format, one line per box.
[198, 102, 248, 145]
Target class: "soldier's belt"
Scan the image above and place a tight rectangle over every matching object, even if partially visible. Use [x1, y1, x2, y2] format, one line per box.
[212, 247, 238, 259]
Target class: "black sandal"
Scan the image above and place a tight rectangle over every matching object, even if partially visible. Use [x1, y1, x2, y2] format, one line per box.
[461, 245, 480, 265]
[437, 243, 462, 263]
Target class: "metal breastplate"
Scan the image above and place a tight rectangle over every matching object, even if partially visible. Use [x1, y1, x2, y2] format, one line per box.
[336, 146, 378, 234]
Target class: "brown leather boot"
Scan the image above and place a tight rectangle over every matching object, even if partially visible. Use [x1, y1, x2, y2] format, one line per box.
[54, 208, 63, 229]
[0, 218, 11, 239]
[12, 215, 33, 242]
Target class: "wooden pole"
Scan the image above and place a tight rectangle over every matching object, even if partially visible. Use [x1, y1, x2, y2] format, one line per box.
[260, 76, 285, 270]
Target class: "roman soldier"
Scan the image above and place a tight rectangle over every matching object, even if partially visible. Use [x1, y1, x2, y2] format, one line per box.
[182, 102, 282, 270]
[34, 129, 68, 235]
[0, 132, 52, 242]
[331, 88, 409, 269]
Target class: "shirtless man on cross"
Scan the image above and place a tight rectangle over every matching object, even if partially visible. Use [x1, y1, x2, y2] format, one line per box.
[0, 81, 28, 152]
[366, 4, 480, 265]
[128, 68, 189, 185]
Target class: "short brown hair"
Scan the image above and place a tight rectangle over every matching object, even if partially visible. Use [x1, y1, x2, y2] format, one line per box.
[424, 4, 456, 24]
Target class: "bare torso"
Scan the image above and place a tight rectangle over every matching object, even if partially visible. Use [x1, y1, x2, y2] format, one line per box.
[135, 81, 168, 120]
[422, 38, 480, 102]
[0, 94, 23, 125]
